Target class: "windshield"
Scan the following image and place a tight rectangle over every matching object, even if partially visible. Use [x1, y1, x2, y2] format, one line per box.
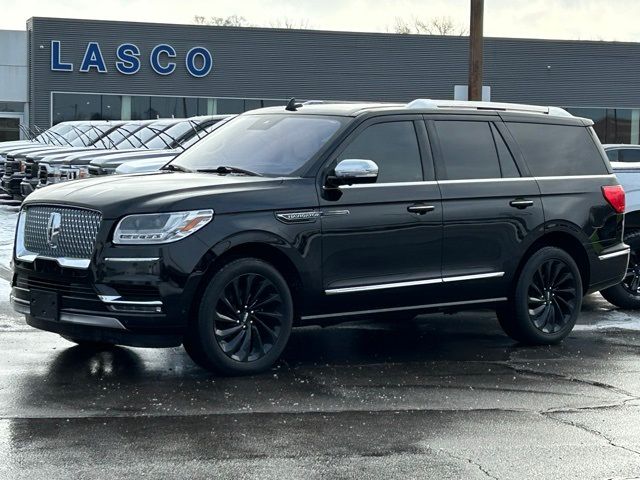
[144, 122, 192, 149]
[170, 114, 346, 176]
[35, 124, 73, 143]
[108, 124, 148, 148]
[180, 121, 225, 149]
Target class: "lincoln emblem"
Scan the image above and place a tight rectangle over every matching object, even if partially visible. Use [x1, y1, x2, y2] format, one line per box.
[46, 212, 62, 248]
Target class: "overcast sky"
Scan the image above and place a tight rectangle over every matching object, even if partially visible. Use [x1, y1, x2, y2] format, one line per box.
[2, 0, 640, 41]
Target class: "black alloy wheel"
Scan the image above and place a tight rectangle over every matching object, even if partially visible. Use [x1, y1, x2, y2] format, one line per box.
[620, 248, 640, 295]
[497, 246, 582, 345]
[213, 273, 283, 362]
[183, 258, 294, 375]
[527, 259, 578, 334]
[600, 229, 640, 309]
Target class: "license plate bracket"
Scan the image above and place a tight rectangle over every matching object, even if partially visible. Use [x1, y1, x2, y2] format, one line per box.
[30, 289, 59, 321]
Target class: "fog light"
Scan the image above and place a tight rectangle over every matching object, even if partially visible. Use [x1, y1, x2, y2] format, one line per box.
[108, 304, 163, 313]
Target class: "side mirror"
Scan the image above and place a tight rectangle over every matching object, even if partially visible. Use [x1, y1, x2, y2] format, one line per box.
[326, 159, 379, 188]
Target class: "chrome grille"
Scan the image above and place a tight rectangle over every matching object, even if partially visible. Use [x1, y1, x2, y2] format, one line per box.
[23, 205, 102, 259]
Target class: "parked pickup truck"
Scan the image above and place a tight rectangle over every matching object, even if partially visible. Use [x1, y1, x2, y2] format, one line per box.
[601, 144, 640, 308]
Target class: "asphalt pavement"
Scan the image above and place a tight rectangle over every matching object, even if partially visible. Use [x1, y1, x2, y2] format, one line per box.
[0, 199, 639, 479]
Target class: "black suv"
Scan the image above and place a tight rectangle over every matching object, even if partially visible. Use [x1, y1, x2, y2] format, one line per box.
[11, 100, 629, 375]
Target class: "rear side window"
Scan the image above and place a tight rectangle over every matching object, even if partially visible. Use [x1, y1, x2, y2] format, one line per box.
[435, 121, 518, 180]
[619, 149, 640, 162]
[606, 150, 619, 162]
[338, 121, 423, 183]
[507, 123, 608, 176]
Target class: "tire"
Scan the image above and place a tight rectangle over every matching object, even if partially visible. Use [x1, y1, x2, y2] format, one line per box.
[60, 336, 114, 349]
[183, 258, 294, 375]
[600, 229, 640, 309]
[496, 246, 582, 345]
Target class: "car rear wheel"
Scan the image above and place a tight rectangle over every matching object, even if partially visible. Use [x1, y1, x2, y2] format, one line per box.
[497, 246, 582, 345]
[183, 258, 294, 375]
[600, 230, 640, 309]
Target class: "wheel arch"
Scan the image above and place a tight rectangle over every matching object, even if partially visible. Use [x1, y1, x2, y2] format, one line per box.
[190, 235, 307, 323]
[515, 230, 591, 295]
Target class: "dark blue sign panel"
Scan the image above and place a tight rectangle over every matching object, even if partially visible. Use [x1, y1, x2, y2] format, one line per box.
[51, 40, 214, 77]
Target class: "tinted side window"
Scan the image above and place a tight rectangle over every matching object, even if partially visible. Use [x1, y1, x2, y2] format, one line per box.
[434, 121, 501, 180]
[491, 124, 520, 178]
[606, 149, 619, 162]
[507, 123, 608, 176]
[338, 121, 423, 183]
[619, 149, 640, 162]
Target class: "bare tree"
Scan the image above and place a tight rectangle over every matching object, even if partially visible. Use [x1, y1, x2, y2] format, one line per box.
[392, 16, 468, 36]
[193, 15, 251, 27]
[269, 17, 311, 29]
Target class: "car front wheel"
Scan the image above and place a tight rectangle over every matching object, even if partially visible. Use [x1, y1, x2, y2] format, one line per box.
[184, 258, 294, 375]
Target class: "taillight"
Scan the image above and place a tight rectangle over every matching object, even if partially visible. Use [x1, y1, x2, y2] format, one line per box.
[602, 185, 625, 214]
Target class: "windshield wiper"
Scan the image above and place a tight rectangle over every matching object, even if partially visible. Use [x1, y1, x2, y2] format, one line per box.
[162, 163, 192, 173]
[197, 166, 262, 177]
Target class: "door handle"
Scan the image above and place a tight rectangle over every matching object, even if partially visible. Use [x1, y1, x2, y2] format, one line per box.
[509, 199, 534, 209]
[407, 204, 435, 214]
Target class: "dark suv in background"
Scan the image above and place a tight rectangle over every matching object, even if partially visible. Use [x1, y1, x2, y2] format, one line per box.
[11, 100, 628, 375]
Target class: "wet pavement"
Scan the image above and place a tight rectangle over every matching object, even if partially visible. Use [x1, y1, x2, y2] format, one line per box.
[0, 201, 639, 479]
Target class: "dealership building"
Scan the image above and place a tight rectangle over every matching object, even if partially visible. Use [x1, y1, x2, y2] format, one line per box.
[1, 16, 640, 144]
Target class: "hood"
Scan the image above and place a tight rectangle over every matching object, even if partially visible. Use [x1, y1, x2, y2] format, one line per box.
[116, 157, 174, 174]
[9, 146, 96, 159]
[23, 171, 316, 219]
[90, 149, 176, 168]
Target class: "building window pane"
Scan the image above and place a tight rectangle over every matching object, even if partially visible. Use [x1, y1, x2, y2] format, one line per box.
[101, 95, 122, 121]
[0, 118, 20, 141]
[52, 93, 102, 124]
[131, 96, 151, 120]
[262, 100, 286, 108]
[217, 98, 244, 114]
[0, 102, 24, 113]
[244, 99, 262, 112]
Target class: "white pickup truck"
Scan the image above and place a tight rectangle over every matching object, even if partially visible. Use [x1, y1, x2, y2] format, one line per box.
[601, 144, 640, 308]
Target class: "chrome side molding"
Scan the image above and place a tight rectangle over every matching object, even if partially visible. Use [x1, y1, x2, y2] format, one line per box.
[325, 271, 505, 295]
[301, 297, 508, 321]
[598, 248, 630, 261]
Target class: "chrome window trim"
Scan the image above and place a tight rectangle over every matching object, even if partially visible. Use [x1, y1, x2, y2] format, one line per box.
[301, 297, 508, 321]
[325, 271, 505, 295]
[598, 248, 630, 261]
[339, 175, 615, 188]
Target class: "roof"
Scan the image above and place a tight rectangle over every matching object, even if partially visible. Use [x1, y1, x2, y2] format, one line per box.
[250, 99, 576, 119]
[603, 144, 640, 149]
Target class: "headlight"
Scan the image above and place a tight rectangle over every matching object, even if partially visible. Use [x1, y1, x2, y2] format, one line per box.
[113, 210, 214, 244]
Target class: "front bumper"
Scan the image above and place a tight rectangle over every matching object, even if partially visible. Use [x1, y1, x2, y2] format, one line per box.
[11, 235, 208, 347]
[13, 297, 181, 347]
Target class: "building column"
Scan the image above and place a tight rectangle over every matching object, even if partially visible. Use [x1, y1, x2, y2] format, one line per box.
[121, 96, 132, 120]
[632, 109, 640, 144]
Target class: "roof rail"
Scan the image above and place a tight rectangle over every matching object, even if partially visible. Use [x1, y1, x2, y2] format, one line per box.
[406, 99, 573, 117]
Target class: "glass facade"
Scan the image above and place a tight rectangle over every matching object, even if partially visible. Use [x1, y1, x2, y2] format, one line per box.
[565, 107, 640, 144]
[52, 93, 287, 125]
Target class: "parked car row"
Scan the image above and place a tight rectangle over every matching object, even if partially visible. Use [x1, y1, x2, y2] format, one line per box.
[0, 115, 232, 200]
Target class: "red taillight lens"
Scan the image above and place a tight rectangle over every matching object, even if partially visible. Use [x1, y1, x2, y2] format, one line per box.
[602, 185, 625, 214]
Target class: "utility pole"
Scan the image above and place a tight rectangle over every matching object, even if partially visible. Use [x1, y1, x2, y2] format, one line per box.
[468, 0, 484, 101]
